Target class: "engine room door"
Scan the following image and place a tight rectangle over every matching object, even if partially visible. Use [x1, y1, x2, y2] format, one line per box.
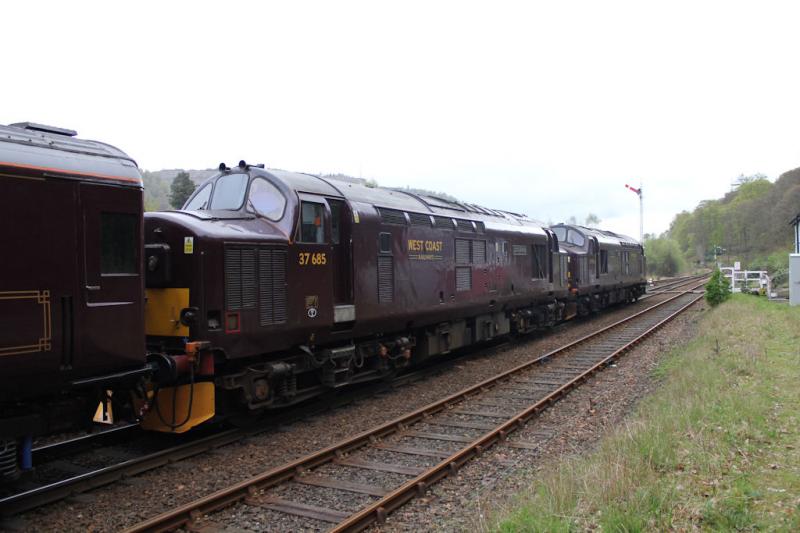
[327, 199, 355, 323]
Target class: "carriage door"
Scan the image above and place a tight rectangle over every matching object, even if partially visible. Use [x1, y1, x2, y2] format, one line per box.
[327, 199, 355, 325]
[79, 183, 145, 370]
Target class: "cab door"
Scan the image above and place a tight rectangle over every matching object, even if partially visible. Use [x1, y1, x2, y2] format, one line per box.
[78, 183, 144, 371]
[326, 199, 355, 325]
[294, 195, 335, 327]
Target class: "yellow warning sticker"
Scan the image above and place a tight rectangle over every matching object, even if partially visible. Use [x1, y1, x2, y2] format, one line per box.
[184, 237, 194, 254]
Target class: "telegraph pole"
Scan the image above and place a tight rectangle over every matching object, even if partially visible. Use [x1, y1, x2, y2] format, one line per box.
[625, 183, 643, 243]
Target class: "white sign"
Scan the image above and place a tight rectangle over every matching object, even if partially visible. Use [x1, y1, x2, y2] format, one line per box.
[734, 261, 741, 270]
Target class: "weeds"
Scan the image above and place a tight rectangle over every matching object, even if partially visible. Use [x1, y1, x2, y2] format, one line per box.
[493, 296, 800, 532]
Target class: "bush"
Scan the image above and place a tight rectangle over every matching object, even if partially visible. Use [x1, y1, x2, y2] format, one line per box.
[644, 236, 687, 277]
[705, 268, 731, 306]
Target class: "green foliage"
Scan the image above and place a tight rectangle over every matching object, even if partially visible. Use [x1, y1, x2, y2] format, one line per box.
[493, 296, 800, 532]
[668, 169, 800, 267]
[142, 170, 172, 211]
[705, 268, 731, 306]
[644, 235, 687, 276]
[169, 171, 196, 209]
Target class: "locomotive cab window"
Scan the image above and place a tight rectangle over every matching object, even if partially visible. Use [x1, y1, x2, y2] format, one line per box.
[567, 229, 585, 247]
[246, 177, 286, 221]
[101, 212, 138, 274]
[184, 183, 211, 210]
[298, 202, 325, 243]
[209, 173, 248, 210]
[600, 250, 609, 274]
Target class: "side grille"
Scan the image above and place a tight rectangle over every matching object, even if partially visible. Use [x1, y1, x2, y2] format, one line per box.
[241, 248, 256, 309]
[258, 249, 287, 325]
[456, 266, 472, 292]
[408, 212, 433, 226]
[455, 239, 471, 265]
[472, 240, 486, 264]
[225, 246, 287, 324]
[512, 244, 528, 256]
[433, 216, 454, 229]
[456, 219, 475, 233]
[377, 208, 407, 225]
[377, 256, 394, 303]
[225, 248, 243, 310]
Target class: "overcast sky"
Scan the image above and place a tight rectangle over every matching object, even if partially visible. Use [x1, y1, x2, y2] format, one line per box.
[3, 1, 799, 238]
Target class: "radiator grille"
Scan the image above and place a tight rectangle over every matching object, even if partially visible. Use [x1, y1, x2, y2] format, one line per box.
[225, 246, 286, 324]
[456, 266, 472, 292]
[377, 256, 394, 303]
[258, 248, 287, 325]
[472, 240, 486, 264]
[433, 216, 454, 229]
[456, 219, 475, 233]
[378, 208, 407, 225]
[455, 239, 471, 265]
[408, 212, 432, 226]
[241, 248, 257, 309]
[225, 248, 243, 310]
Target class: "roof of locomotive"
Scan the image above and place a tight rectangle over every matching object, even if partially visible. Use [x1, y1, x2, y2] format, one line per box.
[551, 223, 640, 248]
[259, 169, 548, 236]
[0, 122, 141, 187]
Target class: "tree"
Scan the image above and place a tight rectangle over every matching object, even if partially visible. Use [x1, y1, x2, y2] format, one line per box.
[644, 235, 687, 277]
[584, 213, 601, 227]
[705, 268, 731, 307]
[170, 171, 196, 209]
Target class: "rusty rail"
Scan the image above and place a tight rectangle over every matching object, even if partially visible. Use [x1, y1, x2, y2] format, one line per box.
[124, 279, 706, 533]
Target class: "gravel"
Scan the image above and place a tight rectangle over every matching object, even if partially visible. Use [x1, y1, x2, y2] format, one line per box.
[9, 296, 689, 533]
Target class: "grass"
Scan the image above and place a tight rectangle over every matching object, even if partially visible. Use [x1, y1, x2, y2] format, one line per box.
[493, 295, 800, 532]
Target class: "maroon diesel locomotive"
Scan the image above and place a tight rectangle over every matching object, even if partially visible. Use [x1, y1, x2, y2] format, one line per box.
[140, 163, 646, 432]
[0, 121, 646, 482]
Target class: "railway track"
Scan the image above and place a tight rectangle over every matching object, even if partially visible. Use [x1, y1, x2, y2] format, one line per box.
[123, 279, 706, 533]
[643, 273, 707, 298]
[0, 339, 510, 518]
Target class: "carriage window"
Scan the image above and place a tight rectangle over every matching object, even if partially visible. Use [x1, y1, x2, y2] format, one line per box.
[246, 178, 286, 221]
[210, 173, 248, 210]
[101, 213, 137, 274]
[299, 202, 325, 243]
[184, 183, 211, 210]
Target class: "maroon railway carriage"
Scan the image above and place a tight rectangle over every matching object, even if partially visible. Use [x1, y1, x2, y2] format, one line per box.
[0, 122, 149, 481]
[550, 224, 646, 313]
[142, 164, 583, 430]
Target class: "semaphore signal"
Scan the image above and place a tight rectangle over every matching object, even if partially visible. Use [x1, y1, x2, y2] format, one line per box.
[625, 183, 643, 244]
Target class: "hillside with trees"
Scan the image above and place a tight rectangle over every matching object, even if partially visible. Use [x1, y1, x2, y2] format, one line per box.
[646, 167, 800, 283]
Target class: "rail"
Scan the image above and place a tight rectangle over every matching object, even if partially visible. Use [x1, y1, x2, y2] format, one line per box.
[124, 279, 707, 532]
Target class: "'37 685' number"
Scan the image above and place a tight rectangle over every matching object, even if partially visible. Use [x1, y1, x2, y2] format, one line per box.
[298, 252, 327, 266]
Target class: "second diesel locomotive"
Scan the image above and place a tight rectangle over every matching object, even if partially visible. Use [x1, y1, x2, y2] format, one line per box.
[141, 163, 646, 432]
